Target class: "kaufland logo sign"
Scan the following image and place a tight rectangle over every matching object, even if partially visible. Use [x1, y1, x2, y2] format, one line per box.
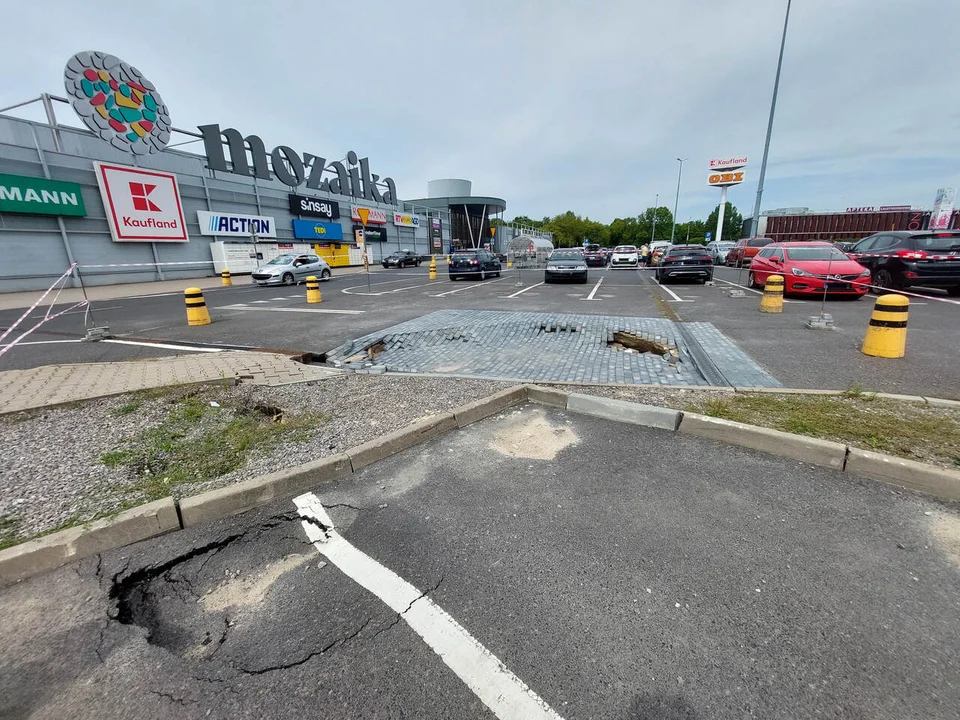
[708, 156, 748, 188]
[93, 161, 188, 242]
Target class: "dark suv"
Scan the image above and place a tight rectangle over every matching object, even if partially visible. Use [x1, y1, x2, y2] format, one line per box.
[656, 245, 714, 283]
[847, 230, 960, 295]
[448, 249, 502, 281]
[382, 249, 422, 268]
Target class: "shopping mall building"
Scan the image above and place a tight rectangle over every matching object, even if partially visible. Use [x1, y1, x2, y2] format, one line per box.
[0, 51, 536, 293]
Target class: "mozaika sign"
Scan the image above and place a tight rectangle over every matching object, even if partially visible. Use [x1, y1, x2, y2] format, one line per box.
[199, 125, 398, 204]
[0, 174, 86, 216]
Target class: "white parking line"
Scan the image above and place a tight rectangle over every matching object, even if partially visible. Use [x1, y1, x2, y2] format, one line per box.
[219, 304, 365, 315]
[103, 339, 224, 352]
[585, 277, 603, 300]
[431, 278, 503, 297]
[294, 493, 563, 720]
[0, 339, 83, 349]
[652, 281, 691, 302]
[505, 282, 544, 298]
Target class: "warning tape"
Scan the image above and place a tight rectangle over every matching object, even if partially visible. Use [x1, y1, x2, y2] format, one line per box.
[79, 261, 216, 269]
[0, 265, 90, 359]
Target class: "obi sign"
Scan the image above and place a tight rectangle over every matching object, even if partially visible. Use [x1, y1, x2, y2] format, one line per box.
[708, 156, 747, 187]
[93, 162, 187, 242]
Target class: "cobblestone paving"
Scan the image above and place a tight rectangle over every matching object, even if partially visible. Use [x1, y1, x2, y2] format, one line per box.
[326, 310, 781, 388]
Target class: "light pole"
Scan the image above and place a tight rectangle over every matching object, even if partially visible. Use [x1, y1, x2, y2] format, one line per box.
[670, 157, 687, 245]
[750, 0, 792, 237]
[651, 193, 659, 244]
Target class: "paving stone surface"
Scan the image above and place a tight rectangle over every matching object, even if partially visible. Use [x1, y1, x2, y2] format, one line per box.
[326, 310, 781, 388]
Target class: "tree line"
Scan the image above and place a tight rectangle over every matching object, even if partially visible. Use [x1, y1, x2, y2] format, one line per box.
[506, 203, 744, 248]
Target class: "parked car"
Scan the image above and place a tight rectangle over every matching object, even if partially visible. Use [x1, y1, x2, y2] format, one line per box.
[845, 230, 960, 295]
[705, 240, 737, 265]
[544, 250, 589, 283]
[251, 253, 331, 286]
[448, 249, 502, 280]
[610, 245, 639, 268]
[726, 237, 774, 267]
[381, 249, 422, 268]
[655, 245, 714, 283]
[748, 242, 870, 297]
[649, 241, 672, 265]
[583, 243, 606, 267]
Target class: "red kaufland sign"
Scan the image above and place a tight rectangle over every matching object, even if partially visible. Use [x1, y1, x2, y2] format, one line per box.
[93, 162, 189, 242]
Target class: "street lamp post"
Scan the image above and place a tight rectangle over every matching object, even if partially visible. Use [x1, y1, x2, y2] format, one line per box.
[670, 157, 687, 245]
[749, 0, 792, 237]
[651, 193, 659, 244]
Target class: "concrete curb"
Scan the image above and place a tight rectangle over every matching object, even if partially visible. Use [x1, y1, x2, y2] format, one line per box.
[453, 386, 528, 428]
[0, 498, 179, 586]
[524, 384, 569, 408]
[348, 413, 459, 472]
[845, 448, 960, 501]
[677, 412, 848, 469]
[179, 454, 352, 527]
[567, 392, 681, 431]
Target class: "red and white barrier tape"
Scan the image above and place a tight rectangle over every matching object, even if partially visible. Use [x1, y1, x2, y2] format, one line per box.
[80, 261, 216, 269]
[0, 265, 90, 359]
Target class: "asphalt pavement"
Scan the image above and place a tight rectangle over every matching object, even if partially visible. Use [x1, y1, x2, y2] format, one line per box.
[2, 404, 958, 719]
[1, 264, 958, 396]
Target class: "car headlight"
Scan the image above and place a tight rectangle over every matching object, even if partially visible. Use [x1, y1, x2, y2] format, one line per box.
[858, 269, 870, 277]
[577, 264, 587, 270]
[546, 265, 558, 270]
[791, 267, 807, 276]
[269, 269, 281, 275]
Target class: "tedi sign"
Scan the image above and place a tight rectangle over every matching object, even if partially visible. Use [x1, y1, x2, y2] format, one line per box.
[198, 124, 398, 205]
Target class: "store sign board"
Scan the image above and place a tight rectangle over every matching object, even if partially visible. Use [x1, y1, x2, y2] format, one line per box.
[291, 219, 344, 241]
[355, 225, 386, 242]
[393, 212, 420, 228]
[288, 193, 340, 220]
[709, 156, 748, 170]
[929, 187, 956, 230]
[197, 211, 276, 237]
[0, 173, 86, 216]
[707, 171, 745, 187]
[93, 161, 188, 242]
[351, 206, 387, 224]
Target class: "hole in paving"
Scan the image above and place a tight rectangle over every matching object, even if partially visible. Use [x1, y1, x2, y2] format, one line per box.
[607, 331, 672, 357]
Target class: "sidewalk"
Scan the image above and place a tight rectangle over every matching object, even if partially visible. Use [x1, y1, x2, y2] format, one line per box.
[0, 351, 340, 414]
[0, 265, 389, 311]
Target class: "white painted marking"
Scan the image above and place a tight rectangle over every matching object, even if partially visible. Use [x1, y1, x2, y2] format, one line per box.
[585, 277, 603, 300]
[341, 276, 433, 295]
[219, 305, 365, 315]
[294, 493, 563, 720]
[103, 339, 224, 352]
[250, 299, 270, 304]
[431, 278, 503, 297]
[505, 282, 544, 298]
[653, 281, 691, 302]
[0, 339, 83, 349]
[715, 278, 797, 302]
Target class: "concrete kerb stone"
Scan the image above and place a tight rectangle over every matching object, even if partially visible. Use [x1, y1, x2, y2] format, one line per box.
[0, 498, 179, 586]
[567, 392, 682, 432]
[678, 412, 848, 470]
[179, 454, 352, 527]
[844, 448, 960, 501]
[524, 384, 569, 408]
[453, 386, 527, 428]
[348, 413, 459, 472]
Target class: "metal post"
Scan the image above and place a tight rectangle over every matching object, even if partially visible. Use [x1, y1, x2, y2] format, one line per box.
[40, 93, 63, 153]
[670, 158, 687, 245]
[715, 187, 728, 245]
[651, 193, 659, 244]
[749, 0, 792, 238]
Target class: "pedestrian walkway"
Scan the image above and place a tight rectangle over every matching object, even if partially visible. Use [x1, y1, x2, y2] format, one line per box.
[0, 351, 340, 414]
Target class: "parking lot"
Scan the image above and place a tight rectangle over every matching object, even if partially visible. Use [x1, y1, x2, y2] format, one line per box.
[1, 262, 958, 397]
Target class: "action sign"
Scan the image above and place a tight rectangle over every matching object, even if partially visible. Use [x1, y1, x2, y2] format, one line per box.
[93, 161, 188, 242]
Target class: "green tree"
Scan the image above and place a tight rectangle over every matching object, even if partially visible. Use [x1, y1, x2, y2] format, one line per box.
[609, 217, 642, 247]
[636, 206, 674, 245]
[674, 219, 708, 244]
[510, 215, 546, 230]
[705, 202, 743, 244]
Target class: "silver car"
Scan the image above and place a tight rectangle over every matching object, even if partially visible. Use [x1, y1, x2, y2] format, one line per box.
[251, 253, 331, 286]
[706, 241, 736, 265]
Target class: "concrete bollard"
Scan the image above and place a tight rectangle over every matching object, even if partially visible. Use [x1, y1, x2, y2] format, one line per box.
[760, 274, 784, 313]
[862, 293, 908, 358]
[220, 269, 232, 286]
[306, 275, 322, 303]
[185, 287, 211, 326]
[429, 256, 438, 280]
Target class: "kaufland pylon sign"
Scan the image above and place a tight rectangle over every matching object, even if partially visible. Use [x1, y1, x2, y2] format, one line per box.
[708, 156, 748, 245]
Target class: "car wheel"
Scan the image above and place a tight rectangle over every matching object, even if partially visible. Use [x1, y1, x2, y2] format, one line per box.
[748, 271, 758, 288]
[480, 270, 486, 281]
[320, 268, 331, 280]
[282, 272, 295, 286]
[872, 268, 895, 293]
[948, 285, 960, 297]
[416, 259, 422, 266]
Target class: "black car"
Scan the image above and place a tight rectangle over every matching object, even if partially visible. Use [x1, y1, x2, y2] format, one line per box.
[846, 230, 960, 295]
[583, 243, 606, 267]
[655, 244, 714, 283]
[449, 249, 502, 280]
[544, 250, 589, 283]
[382, 250, 422, 268]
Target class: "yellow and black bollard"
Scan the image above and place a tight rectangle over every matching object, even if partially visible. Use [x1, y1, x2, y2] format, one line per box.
[306, 275, 322, 303]
[429, 256, 438, 280]
[760, 274, 784, 313]
[185, 287, 211, 326]
[862, 293, 908, 358]
[220, 269, 232, 286]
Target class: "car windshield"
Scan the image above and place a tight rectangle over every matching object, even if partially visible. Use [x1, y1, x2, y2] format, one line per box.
[668, 246, 709, 255]
[748, 238, 773, 247]
[912, 233, 960, 251]
[265, 254, 295, 265]
[550, 252, 582, 261]
[785, 247, 849, 261]
[717, 242, 736, 249]
[614, 246, 636, 252]
[584, 244, 601, 252]
[453, 251, 478, 257]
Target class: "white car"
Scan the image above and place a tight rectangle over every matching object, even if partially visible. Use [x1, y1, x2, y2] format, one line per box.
[251, 253, 331, 286]
[610, 245, 639, 268]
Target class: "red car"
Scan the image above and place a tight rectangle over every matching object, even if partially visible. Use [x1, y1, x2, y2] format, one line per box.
[726, 237, 774, 267]
[748, 242, 870, 297]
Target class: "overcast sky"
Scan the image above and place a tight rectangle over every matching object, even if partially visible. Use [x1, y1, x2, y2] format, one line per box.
[3, 0, 959, 224]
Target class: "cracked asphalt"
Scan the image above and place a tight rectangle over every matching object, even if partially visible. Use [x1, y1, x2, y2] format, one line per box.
[2, 404, 959, 719]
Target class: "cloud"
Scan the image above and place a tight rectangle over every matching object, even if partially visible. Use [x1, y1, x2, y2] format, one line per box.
[1, 0, 958, 223]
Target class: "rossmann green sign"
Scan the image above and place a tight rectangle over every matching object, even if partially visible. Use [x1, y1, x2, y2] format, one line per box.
[0, 174, 86, 217]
